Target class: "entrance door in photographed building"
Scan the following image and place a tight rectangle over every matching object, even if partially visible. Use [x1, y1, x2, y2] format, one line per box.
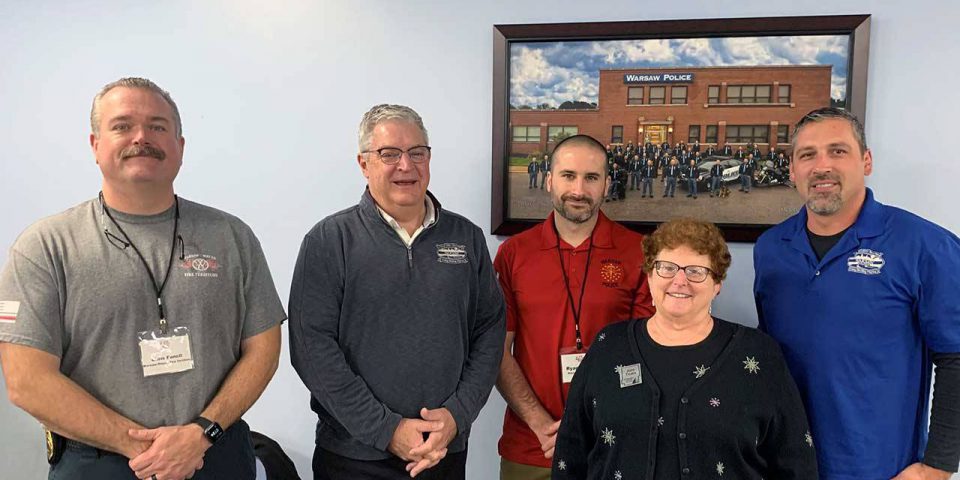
[644, 125, 666, 145]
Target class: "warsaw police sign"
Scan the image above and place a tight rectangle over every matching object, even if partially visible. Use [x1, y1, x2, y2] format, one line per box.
[623, 73, 694, 84]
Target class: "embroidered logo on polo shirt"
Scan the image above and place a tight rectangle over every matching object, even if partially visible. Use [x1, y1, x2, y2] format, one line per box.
[436, 243, 468, 264]
[599, 259, 624, 287]
[179, 254, 221, 278]
[847, 249, 885, 275]
[0, 301, 20, 324]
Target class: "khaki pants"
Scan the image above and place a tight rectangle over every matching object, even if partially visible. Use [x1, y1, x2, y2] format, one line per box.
[500, 458, 551, 480]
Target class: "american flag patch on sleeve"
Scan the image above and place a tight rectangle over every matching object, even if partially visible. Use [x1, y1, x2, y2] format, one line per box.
[0, 301, 20, 323]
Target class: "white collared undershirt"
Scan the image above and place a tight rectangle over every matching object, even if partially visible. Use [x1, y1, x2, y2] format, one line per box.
[376, 200, 436, 247]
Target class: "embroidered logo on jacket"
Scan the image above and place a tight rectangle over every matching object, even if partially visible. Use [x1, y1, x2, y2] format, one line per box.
[847, 249, 885, 275]
[179, 254, 221, 278]
[599, 259, 624, 287]
[436, 243, 468, 264]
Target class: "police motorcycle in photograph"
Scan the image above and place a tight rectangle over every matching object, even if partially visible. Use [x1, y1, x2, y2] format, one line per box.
[753, 160, 793, 188]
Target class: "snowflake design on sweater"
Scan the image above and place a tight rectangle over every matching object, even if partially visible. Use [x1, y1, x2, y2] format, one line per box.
[657, 416, 664, 427]
[709, 397, 720, 407]
[598, 332, 606, 342]
[557, 459, 566, 470]
[805, 431, 814, 447]
[693, 364, 710, 378]
[614, 364, 624, 375]
[716, 461, 725, 475]
[743, 356, 760, 374]
[601, 427, 616, 446]
[614, 471, 622, 480]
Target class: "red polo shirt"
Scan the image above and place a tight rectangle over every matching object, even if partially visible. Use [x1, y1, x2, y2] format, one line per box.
[494, 211, 654, 467]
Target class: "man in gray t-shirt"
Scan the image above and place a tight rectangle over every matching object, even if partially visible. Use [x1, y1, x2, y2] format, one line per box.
[0, 77, 285, 480]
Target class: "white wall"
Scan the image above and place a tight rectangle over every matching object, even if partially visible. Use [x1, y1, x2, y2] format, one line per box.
[1, 1, 958, 478]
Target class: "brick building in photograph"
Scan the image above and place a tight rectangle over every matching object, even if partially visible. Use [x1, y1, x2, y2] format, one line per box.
[509, 65, 832, 157]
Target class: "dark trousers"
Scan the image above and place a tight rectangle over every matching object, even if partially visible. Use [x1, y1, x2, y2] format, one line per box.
[313, 446, 466, 480]
[49, 420, 256, 480]
[641, 178, 653, 196]
[528, 173, 537, 188]
[687, 178, 698, 196]
[665, 177, 677, 196]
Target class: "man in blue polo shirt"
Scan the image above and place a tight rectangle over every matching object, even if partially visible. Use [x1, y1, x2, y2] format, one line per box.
[754, 107, 960, 480]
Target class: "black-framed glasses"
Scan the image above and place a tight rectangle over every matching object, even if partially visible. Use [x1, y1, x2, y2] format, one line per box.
[653, 260, 715, 283]
[361, 146, 432, 164]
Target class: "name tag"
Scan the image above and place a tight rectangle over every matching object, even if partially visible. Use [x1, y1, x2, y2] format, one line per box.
[618, 363, 642, 388]
[138, 328, 194, 377]
[560, 352, 586, 383]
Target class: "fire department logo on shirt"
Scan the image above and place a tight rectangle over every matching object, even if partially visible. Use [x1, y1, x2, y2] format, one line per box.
[436, 243, 468, 264]
[600, 259, 625, 287]
[179, 254, 220, 278]
[847, 249, 885, 275]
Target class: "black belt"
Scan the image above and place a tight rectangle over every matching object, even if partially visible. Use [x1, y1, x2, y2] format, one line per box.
[63, 439, 122, 457]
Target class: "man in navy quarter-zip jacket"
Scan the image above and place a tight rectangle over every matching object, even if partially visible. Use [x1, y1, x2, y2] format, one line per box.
[288, 104, 505, 480]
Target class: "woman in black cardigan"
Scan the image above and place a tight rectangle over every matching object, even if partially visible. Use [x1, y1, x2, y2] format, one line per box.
[552, 219, 818, 479]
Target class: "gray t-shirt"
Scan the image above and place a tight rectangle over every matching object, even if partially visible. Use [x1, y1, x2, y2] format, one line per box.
[0, 197, 285, 427]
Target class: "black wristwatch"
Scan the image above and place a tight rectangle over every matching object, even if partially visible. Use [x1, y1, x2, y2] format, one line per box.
[192, 417, 224, 445]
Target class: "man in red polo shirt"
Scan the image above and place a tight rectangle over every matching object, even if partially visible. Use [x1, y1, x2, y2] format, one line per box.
[494, 134, 655, 479]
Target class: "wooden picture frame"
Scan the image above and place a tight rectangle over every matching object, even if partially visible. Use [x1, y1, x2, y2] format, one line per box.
[491, 14, 871, 241]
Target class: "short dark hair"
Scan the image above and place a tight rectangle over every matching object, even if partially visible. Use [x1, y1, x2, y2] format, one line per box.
[792, 107, 867, 155]
[550, 134, 607, 172]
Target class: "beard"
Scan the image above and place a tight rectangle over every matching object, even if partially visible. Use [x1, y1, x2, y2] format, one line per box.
[553, 193, 598, 224]
[805, 172, 843, 215]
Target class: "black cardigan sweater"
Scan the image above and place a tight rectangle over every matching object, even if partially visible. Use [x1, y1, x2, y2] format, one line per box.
[551, 318, 818, 479]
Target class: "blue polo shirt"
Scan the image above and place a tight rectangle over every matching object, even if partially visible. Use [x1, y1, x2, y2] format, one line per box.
[754, 188, 960, 479]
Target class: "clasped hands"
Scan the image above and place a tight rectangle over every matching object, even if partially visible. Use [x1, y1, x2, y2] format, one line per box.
[123, 424, 211, 480]
[388, 407, 457, 478]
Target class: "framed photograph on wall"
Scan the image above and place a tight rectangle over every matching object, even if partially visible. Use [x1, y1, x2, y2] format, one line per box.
[491, 14, 871, 241]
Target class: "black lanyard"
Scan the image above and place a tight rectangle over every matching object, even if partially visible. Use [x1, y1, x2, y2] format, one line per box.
[554, 221, 595, 351]
[99, 192, 180, 334]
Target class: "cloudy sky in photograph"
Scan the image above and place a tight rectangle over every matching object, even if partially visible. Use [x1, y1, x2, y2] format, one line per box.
[510, 35, 849, 108]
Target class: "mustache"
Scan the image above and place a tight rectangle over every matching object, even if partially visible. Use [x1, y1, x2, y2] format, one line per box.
[120, 145, 165, 161]
[561, 193, 593, 204]
[808, 172, 840, 188]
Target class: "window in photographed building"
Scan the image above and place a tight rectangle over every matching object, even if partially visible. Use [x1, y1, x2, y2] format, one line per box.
[708, 85, 720, 104]
[777, 124, 789, 143]
[727, 125, 770, 144]
[612, 125, 624, 144]
[671, 86, 688, 104]
[627, 87, 644, 105]
[727, 85, 772, 103]
[512, 126, 541, 143]
[548, 125, 579, 141]
[705, 125, 718, 144]
[688, 125, 701, 144]
[649, 86, 666, 105]
[778, 85, 791, 103]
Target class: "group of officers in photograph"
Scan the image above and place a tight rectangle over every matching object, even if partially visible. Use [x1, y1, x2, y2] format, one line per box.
[530, 140, 793, 202]
[1, 77, 959, 480]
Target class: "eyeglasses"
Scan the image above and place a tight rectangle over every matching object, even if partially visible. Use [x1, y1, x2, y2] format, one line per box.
[361, 146, 432, 164]
[653, 260, 715, 283]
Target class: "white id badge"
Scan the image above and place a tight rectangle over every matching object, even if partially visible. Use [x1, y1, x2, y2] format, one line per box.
[560, 345, 588, 383]
[137, 327, 195, 377]
[618, 363, 642, 388]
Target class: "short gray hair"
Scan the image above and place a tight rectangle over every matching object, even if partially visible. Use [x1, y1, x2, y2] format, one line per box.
[792, 107, 866, 155]
[358, 104, 429, 151]
[91, 77, 182, 138]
